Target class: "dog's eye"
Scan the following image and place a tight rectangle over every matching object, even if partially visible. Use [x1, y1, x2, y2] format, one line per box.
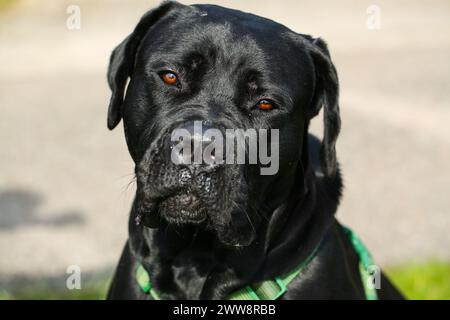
[256, 99, 274, 111]
[160, 71, 179, 85]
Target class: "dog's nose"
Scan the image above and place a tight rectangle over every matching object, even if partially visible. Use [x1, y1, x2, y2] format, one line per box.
[169, 121, 223, 170]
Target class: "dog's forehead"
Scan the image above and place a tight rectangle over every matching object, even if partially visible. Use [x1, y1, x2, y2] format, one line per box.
[185, 4, 297, 56]
[139, 4, 309, 81]
[190, 4, 292, 36]
[143, 5, 300, 59]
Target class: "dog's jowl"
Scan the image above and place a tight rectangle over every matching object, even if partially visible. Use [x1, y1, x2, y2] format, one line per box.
[106, 1, 403, 300]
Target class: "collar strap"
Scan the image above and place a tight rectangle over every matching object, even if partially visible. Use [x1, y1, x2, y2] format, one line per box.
[135, 225, 378, 300]
[341, 225, 378, 300]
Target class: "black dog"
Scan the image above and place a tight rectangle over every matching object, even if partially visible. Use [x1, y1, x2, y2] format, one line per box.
[106, 1, 403, 299]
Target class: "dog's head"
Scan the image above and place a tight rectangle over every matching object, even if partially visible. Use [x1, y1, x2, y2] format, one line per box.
[107, 1, 340, 247]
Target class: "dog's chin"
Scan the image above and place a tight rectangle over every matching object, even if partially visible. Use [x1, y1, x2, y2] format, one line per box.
[158, 193, 208, 226]
[137, 190, 256, 248]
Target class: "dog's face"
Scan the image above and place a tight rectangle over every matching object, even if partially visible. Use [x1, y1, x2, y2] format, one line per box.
[107, 2, 340, 247]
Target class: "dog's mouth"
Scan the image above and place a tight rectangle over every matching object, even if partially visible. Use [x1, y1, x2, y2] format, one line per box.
[136, 175, 257, 246]
[157, 191, 208, 225]
[135, 132, 257, 245]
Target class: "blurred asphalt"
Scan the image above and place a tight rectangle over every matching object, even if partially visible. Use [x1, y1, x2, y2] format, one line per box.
[0, 0, 449, 289]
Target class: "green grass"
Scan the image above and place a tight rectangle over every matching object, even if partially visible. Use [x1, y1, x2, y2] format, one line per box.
[1, 260, 449, 300]
[385, 260, 450, 300]
[0, 0, 15, 10]
[0, 280, 110, 300]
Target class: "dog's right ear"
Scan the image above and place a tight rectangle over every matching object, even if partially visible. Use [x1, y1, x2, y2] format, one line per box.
[107, 1, 180, 130]
[300, 35, 341, 178]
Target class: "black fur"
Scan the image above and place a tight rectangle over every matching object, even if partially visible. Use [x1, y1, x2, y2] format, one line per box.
[106, 1, 403, 300]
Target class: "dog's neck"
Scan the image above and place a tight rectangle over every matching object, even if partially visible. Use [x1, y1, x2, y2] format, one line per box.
[127, 166, 341, 299]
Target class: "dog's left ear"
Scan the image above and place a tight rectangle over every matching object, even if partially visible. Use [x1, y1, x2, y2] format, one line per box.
[107, 1, 181, 130]
[302, 35, 341, 178]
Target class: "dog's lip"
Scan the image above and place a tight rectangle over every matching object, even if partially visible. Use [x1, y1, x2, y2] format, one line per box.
[173, 193, 198, 207]
[165, 193, 201, 209]
[158, 192, 207, 223]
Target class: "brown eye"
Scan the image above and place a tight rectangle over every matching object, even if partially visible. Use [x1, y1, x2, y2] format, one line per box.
[161, 71, 178, 85]
[256, 99, 274, 111]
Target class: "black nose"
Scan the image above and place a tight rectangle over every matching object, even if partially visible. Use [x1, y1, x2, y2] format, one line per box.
[169, 121, 223, 170]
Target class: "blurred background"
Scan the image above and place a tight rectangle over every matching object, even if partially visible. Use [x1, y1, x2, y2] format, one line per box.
[0, 0, 449, 299]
